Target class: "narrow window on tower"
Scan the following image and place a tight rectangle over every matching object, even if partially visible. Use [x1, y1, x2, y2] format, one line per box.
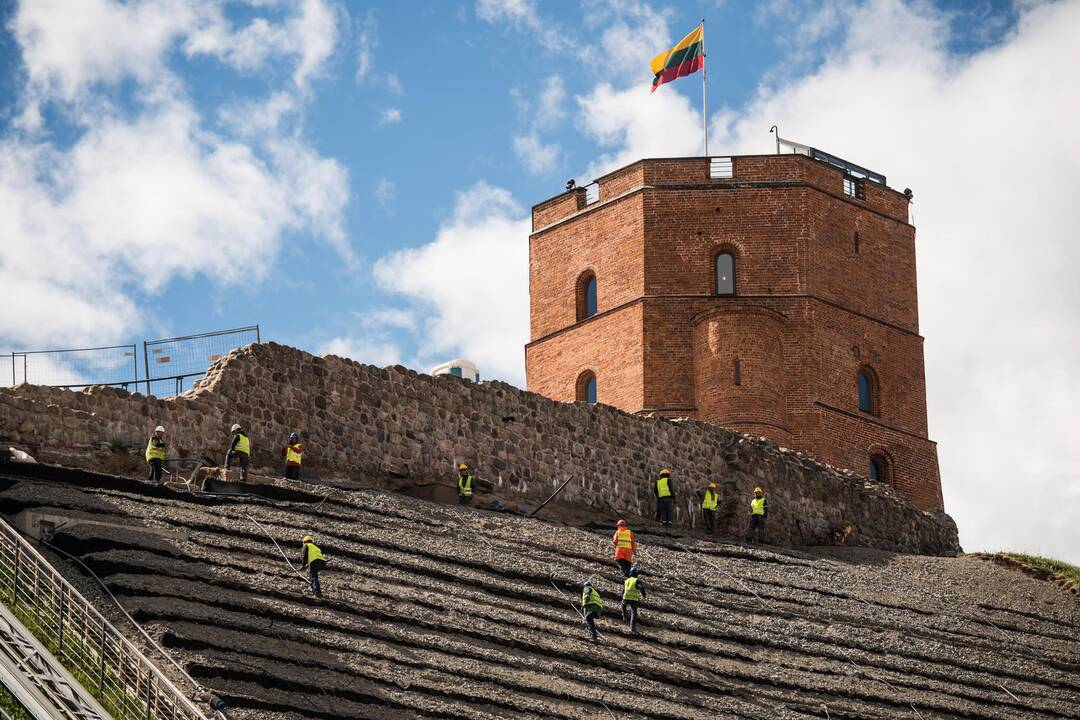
[577, 271, 598, 321]
[857, 369, 877, 415]
[870, 458, 881, 481]
[869, 453, 889, 483]
[734, 358, 742, 386]
[843, 175, 863, 198]
[576, 371, 597, 404]
[854, 231, 860, 254]
[715, 252, 735, 296]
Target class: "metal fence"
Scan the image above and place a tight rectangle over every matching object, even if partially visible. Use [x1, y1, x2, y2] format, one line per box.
[8, 346, 139, 390]
[143, 326, 259, 397]
[0, 517, 210, 720]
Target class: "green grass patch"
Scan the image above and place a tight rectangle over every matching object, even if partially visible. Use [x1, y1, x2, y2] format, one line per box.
[980, 552, 1080, 595]
[0, 680, 34, 720]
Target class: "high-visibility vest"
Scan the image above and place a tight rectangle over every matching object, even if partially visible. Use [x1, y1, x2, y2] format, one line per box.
[614, 528, 634, 549]
[751, 497, 766, 515]
[656, 476, 671, 498]
[582, 586, 603, 609]
[285, 443, 303, 465]
[458, 474, 473, 496]
[234, 433, 250, 456]
[304, 542, 324, 565]
[623, 577, 641, 602]
[702, 490, 718, 510]
[145, 436, 166, 462]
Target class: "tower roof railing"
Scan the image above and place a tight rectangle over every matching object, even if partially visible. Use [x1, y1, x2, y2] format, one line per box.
[772, 130, 887, 185]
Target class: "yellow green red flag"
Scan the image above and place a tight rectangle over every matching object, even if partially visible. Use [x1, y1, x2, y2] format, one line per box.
[650, 25, 704, 93]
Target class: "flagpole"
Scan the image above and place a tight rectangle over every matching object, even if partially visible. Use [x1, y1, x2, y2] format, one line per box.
[701, 18, 708, 157]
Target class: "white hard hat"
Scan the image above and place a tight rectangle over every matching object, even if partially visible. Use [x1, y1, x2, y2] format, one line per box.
[230, 423, 242, 433]
[154, 426, 165, 433]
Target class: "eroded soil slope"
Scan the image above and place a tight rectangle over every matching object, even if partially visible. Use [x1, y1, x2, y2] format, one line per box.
[0, 465, 1076, 720]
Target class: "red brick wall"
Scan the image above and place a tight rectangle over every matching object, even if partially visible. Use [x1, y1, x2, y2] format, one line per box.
[527, 154, 942, 511]
[529, 194, 645, 340]
[525, 304, 644, 411]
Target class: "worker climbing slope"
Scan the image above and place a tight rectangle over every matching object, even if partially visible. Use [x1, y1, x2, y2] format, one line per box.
[580, 580, 603, 643]
[282, 432, 304, 481]
[621, 565, 647, 633]
[145, 425, 166, 484]
[457, 463, 474, 506]
[611, 519, 637, 577]
[300, 534, 326, 598]
[225, 423, 251, 482]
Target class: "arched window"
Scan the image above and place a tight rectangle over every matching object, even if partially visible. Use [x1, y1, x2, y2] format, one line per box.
[857, 368, 877, 415]
[576, 371, 597, 404]
[715, 252, 735, 295]
[576, 271, 598, 321]
[869, 452, 890, 483]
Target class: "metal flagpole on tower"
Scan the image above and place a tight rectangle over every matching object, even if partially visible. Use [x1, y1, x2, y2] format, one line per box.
[701, 18, 708, 156]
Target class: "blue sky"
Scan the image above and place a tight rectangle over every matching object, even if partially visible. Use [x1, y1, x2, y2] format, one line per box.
[1, 0, 1077, 561]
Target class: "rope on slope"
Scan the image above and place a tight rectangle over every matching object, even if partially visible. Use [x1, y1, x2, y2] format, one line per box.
[241, 514, 313, 589]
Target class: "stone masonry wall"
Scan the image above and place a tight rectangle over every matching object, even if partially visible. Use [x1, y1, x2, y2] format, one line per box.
[0, 342, 958, 554]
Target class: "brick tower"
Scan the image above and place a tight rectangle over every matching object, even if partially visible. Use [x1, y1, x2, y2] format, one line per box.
[525, 151, 943, 511]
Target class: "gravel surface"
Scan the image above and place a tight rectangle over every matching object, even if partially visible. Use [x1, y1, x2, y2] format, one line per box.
[0, 465, 1076, 720]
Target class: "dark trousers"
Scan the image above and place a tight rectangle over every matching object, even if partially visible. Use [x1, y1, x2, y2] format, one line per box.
[702, 508, 716, 532]
[458, 494, 473, 506]
[656, 497, 674, 525]
[285, 465, 300, 481]
[147, 459, 163, 484]
[616, 559, 632, 578]
[583, 607, 601, 641]
[226, 451, 249, 481]
[621, 600, 639, 632]
[746, 514, 766, 543]
[308, 559, 325, 596]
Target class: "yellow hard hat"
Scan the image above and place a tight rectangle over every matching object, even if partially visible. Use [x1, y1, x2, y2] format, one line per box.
[458, 463, 468, 470]
[753, 486, 763, 494]
[301, 535, 313, 543]
[708, 482, 717, 488]
[660, 468, 670, 476]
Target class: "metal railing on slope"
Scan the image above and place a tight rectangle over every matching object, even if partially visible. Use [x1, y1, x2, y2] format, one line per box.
[0, 517, 211, 720]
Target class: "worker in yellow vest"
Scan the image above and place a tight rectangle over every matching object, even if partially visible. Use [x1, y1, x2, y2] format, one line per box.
[654, 469, 675, 526]
[621, 565, 647, 633]
[282, 432, 304, 481]
[457, 463, 474, 506]
[611, 519, 637, 577]
[299, 535, 326, 598]
[581, 580, 603, 643]
[745, 486, 769, 544]
[225, 423, 250, 482]
[701, 482, 719, 533]
[145, 425, 167, 484]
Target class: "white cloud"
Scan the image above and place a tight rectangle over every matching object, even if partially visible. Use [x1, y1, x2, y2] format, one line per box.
[371, 182, 530, 383]
[534, 76, 567, 129]
[362, 308, 417, 332]
[374, 177, 396, 209]
[475, 0, 572, 52]
[385, 73, 404, 95]
[379, 108, 402, 125]
[513, 133, 560, 174]
[583, 0, 673, 81]
[355, 9, 377, 84]
[575, 81, 703, 179]
[318, 335, 403, 367]
[0, 0, 351, 350]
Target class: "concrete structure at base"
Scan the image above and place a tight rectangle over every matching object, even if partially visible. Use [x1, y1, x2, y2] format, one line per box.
[526, 152, 943, 511]
[0, 342, 957, 554]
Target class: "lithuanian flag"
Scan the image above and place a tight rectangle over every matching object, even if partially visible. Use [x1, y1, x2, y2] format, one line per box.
[650, 25, 704, 93]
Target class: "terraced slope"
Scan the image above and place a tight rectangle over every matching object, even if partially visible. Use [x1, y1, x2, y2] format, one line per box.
[0, 464, 1076, 720]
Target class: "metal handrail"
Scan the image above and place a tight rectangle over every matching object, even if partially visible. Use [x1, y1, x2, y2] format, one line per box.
[0, 517, 210, 720]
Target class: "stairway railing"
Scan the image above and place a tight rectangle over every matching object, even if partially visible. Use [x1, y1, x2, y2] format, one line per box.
[0, 517, 210, 720]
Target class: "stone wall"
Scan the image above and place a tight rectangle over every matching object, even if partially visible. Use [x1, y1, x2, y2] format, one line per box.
[0, 342, 959, 554]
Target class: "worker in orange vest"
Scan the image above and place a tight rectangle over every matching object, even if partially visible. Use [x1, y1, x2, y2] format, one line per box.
[611, 519, 637, 577]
